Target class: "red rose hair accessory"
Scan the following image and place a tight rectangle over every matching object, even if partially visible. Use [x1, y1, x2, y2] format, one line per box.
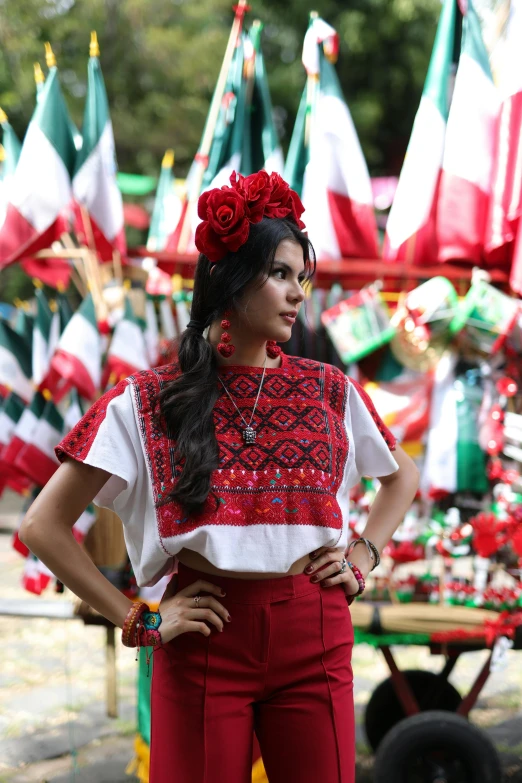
[195, 170, 306, 263]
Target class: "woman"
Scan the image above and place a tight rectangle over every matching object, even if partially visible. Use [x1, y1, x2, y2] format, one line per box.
[19, 171, 419, 783]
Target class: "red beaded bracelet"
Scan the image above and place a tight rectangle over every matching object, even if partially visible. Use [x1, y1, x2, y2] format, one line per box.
[346, 561, 366, 606]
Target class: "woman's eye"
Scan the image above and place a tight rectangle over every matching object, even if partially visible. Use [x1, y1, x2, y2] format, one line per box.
[274, 269, 285, 278]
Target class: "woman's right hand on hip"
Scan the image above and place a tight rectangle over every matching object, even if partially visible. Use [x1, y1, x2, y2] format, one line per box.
[159, 578, 231, 643]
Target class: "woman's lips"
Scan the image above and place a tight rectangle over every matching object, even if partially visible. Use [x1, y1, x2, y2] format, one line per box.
[280, 314, 296, 324]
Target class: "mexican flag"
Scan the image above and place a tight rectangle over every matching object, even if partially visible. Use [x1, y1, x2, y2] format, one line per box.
[0, 392, 32, 494]
[286, 16, 378, 260]
[437, 1, 500, 263]
[0, 108, 22, 228]
[421, 353, 488, 495]
[0, 320, 33, 402]
[16, 399, 64, 486]
[147, 150, 182, 252]
[73, 34, 126, 261]
[42, 293, 101, 402]
[33, 289, 60, 388]
[247, 22, 284, 176]
[485, 0, 522, 268]
[384, 0, 457, 263]
[2, 391, 46, 469]
[0, 65, 76, 266]
[202, 33, 248, 191]
[102, 296, 149, 388]
[171, 27, 250, 253]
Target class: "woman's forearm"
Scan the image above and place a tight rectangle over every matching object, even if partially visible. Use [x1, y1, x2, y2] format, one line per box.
[21, 523, 132, 628]
[360, 469, 419, 554]
[19, 459, 133, 628]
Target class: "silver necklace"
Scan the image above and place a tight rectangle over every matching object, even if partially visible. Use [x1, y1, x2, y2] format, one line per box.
[218, 355, 267, 445]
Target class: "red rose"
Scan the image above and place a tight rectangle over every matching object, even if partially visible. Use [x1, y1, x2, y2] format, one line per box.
[195, 186, 250, 262]
[230, 170, 271, 223]
[265, 173, 306, 229]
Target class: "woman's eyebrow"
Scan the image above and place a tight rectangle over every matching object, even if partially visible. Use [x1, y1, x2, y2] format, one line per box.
[273, 261, 307, 275]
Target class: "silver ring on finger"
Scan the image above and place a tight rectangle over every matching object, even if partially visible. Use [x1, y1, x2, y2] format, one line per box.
[194, 595, 200, 607]
[336, 557, 347, 576]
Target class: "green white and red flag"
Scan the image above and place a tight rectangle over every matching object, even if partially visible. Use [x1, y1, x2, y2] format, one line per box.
[2, 391, 46, 472]
[33, 289, 60, 388]
[16, 398, 64, 486]
[73, 34, 125, 261]
[42, 293, 101, 402]
[0, 319, 33, 402]
[148, 150, 182, 252]
[102, 296, 149, 388]
[437, 1, 500, 262]
[0, 108, 22, 229]
[0, 65, 76, 266]
[0, 392, 32, 495]
[383, 0, 457, 263]
[485, 0, 522, 287]
[285, 16, 378, 260]
[247, 23, 284, 176]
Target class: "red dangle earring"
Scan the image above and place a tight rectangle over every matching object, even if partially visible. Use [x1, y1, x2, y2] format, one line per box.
[218, 312, 235, 358]
[266, 340, 281, 358]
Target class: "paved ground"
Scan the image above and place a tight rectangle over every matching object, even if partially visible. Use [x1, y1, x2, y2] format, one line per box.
[1, 489, 521, 782]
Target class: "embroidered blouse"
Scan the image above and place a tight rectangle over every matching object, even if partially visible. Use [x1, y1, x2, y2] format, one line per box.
[55, 352, 398, 586]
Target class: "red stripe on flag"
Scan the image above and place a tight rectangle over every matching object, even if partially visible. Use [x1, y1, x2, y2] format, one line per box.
[437, 172, 489, 263]
[0, 206, 66, 267]
[21, 256, 72, 290]
[42, 349, 97, 402]
[101, 356, 141, 390]
[12, 530, 30, 558]
[486, 91, 522, 255]
[383, 172, 441, 265]
[73, 203, 126, 262]
[15, 443, 59, 486]
[327, 191, 379, 259]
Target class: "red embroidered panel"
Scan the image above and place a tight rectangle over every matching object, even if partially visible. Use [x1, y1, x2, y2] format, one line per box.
[55, 380, 130, 463]
[348, 377, 397, 451]
[131, 356, 349, 542]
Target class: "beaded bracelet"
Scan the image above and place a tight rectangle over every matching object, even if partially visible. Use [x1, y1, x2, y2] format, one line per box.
[122, 601, 148, 647]
[346, 561, 366, 606]
[347, 537, 381, 571]
[122, 603, 163, 651]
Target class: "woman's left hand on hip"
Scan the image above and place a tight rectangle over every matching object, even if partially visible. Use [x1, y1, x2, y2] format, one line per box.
[303, 546, 359, 596]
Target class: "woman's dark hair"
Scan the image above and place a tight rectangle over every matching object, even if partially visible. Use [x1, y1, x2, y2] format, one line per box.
[157, 216, 315, 517]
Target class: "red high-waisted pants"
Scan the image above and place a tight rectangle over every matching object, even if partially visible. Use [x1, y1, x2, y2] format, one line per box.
[150, 563, 355, 782]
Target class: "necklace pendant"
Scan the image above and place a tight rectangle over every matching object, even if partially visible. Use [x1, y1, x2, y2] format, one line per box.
[243, 426, 256, 444]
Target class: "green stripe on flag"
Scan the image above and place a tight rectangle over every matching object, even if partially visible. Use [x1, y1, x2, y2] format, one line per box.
[249, 23, 281, 173]
[74, 57, 110, 174]
[203, 35, 247, 186]
[1, 392, 26, 424]
[423, 0, 458, 119]
[34, 67, 76, 178]
[43, 399, 64, 433]
[462, 2, 493, 78]
[284, 86, 310, 197]
[1, 119, 21, 176]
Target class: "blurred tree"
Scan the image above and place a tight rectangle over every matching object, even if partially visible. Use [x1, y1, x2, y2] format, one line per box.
[0, 0, 440, 179]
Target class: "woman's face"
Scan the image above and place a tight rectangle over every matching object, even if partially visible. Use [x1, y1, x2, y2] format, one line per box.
[235, 239, 307, 343]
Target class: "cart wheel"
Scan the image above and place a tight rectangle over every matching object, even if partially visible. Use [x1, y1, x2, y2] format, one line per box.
[373, 710, 502, 783]
[365, 670, 461, 751]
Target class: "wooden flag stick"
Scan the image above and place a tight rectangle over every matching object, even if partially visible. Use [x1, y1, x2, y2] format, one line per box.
[177, 0, 250, 253]
[112, 250, 123, 284]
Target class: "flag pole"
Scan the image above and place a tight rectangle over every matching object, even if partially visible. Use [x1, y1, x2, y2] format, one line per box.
[176, 0, 251, 253]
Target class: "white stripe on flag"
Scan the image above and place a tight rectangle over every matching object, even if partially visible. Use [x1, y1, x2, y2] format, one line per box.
[386, 96, 446, 251]
[10, 123, 71, 232]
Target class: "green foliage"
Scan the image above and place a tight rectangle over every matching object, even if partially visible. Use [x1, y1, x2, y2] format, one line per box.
[0, 0, 440, 178]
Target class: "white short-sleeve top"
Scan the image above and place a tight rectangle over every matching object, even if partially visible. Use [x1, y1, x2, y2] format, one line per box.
[56, 353, 398, 586]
